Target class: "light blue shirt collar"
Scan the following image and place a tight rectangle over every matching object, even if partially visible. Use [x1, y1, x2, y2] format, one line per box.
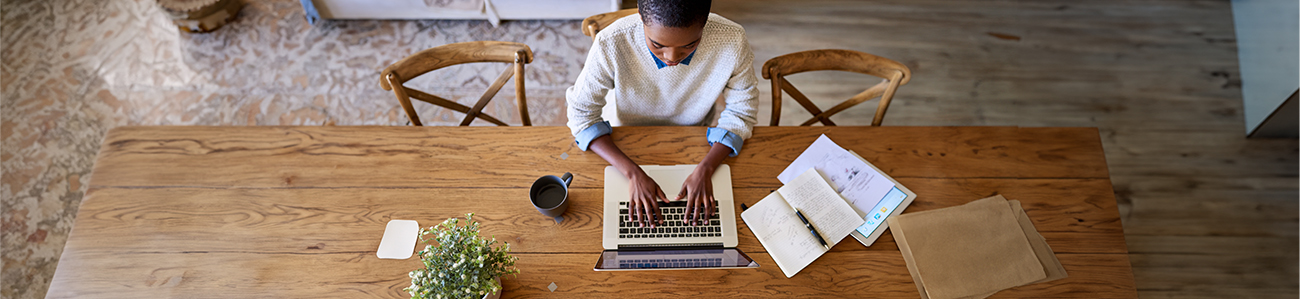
[649, 47, 696, 69]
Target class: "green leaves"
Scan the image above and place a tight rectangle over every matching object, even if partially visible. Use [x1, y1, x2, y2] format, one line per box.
[405, 213, 520, 299]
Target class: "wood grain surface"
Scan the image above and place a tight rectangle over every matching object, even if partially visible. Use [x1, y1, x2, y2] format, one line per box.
[87, 126, 1109, 189]
[51, 126, 1135, 298]
[61, 180, 1125, 254]
[46, 252, 1135, 298]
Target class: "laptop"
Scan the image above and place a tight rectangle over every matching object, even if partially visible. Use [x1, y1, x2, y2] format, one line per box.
[595, 164, 758, 271]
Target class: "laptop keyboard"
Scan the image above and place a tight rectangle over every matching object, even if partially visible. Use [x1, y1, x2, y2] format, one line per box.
[619, 258, 724, 269]
[617, 201, 723, 239]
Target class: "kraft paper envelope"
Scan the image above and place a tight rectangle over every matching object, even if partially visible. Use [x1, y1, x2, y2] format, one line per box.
[890, 205, 1001, 299]
[892, 197, 1068, 299]
[892, 226, 999, 299]
[894, 198, 1069, 299]
[1008, 200, 1069, 284]
[887, 195, 1045, 299]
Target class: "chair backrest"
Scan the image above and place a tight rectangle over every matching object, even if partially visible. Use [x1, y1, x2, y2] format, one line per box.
[379, 41, 534, 126]
[582, 9, 639, 40]
[762, 49, 912, 126]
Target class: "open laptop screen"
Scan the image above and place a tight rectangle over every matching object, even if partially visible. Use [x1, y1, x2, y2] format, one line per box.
[593, 249, 759, 271]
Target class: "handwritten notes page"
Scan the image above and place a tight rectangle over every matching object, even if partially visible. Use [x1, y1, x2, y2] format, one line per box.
[780, 169, 866, 244]
[741, 169, 866, 278]
[743, 191, 822, 278]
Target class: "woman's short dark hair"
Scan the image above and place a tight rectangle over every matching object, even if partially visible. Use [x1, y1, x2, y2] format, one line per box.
[637, 0, 712, 28]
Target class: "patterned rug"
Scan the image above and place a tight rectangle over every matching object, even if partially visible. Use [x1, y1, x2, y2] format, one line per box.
[2, 1, 590, 297]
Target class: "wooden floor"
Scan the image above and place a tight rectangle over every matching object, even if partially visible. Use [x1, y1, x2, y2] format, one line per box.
[706, 0, 1298, 298]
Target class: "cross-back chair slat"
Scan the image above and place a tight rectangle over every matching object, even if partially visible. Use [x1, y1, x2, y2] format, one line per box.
[403, 86, 508, 126]
[762, 49, 911, 126]
[777, 78, 835, 126]
[380, 41, 534, 126]
[582, 9, 639, 41]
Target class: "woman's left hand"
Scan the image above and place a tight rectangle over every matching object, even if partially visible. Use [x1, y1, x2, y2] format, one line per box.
[677, 167, 715, 226]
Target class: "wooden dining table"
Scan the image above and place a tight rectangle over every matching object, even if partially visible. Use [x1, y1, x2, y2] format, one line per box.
[47, 126, 1137, 298]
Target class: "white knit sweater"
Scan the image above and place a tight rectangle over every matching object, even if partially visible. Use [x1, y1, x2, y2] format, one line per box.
[566, 13, 760, 147]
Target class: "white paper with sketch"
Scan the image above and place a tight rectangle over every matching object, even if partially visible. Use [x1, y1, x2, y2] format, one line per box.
[778, 134, 896, 217]
[742, 168, 865, 277]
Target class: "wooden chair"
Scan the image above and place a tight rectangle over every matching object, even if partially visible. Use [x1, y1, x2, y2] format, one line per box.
[762, 49, 912, 126]
[581, 8, 638, 40]
[379, 41, 534, 126]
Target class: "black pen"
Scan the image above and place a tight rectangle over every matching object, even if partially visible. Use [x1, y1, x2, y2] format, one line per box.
[793, 208, 831, 250]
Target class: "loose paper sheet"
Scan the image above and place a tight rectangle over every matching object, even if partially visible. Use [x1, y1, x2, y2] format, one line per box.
[377, 220, 419, 259]
[778, 135, 895, 216]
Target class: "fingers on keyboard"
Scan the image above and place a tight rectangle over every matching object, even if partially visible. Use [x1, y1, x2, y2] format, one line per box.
[618, 201, 725, 239]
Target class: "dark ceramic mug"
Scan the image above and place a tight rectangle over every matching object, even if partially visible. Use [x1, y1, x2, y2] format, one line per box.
[529, 172, 572, 217]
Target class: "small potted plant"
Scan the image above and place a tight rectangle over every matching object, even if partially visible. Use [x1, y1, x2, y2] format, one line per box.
[405, 213, 519, 299]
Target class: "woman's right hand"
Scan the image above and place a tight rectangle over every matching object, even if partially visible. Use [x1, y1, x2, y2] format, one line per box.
[627, 170, 668, 228]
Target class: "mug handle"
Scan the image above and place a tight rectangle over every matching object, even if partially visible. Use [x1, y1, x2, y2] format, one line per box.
[561, 172, 573, 187]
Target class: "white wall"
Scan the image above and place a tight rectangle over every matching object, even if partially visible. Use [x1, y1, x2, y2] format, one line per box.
[1231, 0, 1300, 135]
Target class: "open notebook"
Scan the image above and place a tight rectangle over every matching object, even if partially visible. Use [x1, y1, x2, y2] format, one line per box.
[740, 168, 864, 278]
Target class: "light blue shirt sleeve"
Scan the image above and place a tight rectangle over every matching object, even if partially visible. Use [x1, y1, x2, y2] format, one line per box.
[574, 121, 613, 151]
[707, 127, 744, 157]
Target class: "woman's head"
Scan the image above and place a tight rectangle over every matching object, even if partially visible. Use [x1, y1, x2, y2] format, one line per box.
[638, 0, 711, 66]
